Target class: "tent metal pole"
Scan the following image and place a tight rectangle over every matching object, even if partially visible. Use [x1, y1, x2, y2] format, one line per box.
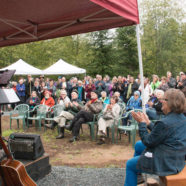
[136, 24, 145, 112]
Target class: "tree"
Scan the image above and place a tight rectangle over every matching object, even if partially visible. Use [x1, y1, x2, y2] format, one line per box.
[86, 30, 114, 77]
[114, 26, 138, 77]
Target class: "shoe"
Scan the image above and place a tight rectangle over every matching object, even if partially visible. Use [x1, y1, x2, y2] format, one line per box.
[65, 124, 72, 131]
[137, 174, 144, 184]
[45, 124, 55, 129]
[97, 138, 105, 145]
[56, 127, 65, 139]
[69, 136, 77, 143]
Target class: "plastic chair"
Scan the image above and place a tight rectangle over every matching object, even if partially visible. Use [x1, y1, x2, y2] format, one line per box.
[106, 103, 126, 144]
[117, 109, 143, 148]
[9, 104, 29, 130]
[44, 104, 65, 131]
[27, 104, 48, 130]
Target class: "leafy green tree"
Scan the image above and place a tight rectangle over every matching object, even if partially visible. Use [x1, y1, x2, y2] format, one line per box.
[113, 26, 138, 77]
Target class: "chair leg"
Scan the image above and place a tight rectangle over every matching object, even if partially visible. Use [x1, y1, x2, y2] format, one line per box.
[91, 124, 95, 140]
[17, 119, 19, 128]
[22, 119, 25, 130]
[132, 131, 136, 149]
[111, 126, 115, 144]
[38, 120, 41, 131]
[10, 118, 12, 129]
[107, 128, 109, 138]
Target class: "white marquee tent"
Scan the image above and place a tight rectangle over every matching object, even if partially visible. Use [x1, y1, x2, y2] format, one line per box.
[43, 59, 86, 75]
[1, 59, 43, 75]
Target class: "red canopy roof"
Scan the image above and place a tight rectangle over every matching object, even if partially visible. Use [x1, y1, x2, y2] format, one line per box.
[0, 0, 139, 47]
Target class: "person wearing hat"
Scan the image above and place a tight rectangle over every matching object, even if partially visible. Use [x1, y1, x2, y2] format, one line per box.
[66, 90, 103, 142]
[40, 90, 55, 108]
[123, 91, 142, 126]
[45, 89, 83, 139]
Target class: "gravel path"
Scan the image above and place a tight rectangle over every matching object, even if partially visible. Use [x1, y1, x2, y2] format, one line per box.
[37, 166, 126, 186]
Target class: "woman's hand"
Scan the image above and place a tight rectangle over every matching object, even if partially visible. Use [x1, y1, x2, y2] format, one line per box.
[131, 112, 151, 125]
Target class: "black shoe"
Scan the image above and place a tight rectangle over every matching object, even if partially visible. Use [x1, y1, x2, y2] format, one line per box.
[45, 124, 55, 129]
[56, 134, 64, 139]
[97, 138, 105, 145]
[65, 124, 72, 131]
[56, 127, 65, 139]
[69, 136, 77, 143]
[137, 174, 144, 184]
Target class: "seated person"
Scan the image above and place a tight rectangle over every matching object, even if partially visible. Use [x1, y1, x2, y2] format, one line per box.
[65, 90, 103, 142]
[26, 91, 40, 125]
[40, 90, 55, 109]
[146, 89, 164, 120]
[124, 88, 186, 186]
[56, 89, 70, 108]
[99, 91, 110, 107]
[113, 91, 123, 104]
[97, 96, 120, 145]
[123, 91, 142, 126]
[26, 91, 40, 110]
[45, 90, 83, 139]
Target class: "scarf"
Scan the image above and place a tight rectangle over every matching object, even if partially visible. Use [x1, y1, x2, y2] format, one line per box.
[90, 98, 98, 104]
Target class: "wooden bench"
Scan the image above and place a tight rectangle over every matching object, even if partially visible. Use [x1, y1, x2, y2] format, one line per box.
[159, 164, 186, 186]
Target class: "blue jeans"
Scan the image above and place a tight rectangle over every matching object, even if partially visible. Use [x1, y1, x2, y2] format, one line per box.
[124, 141, 146, 186]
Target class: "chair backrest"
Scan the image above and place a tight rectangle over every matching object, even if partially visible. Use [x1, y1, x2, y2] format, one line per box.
[129, 109, 143, 129]
[35, 105, 48, 117]
[118, 103, 126, 115]
[14, 104, 29, 116]
[51, 104, 64, 117]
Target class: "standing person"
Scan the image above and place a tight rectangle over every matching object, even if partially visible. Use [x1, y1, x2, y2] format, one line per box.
[85, 79, 96, 101]
[158, 76, 169, 92]
[33, 80, 41, 99]
[109, 76, 117, 97]
[77, 80, 85, 102]
[16, 78, 26, 103]
[126, 76, 139, 101]
[124, 89, 186, 186]
[25, 74, 34, 99]
[167, 71, 176, 88]
[95, 75, 105, 97]
[150, 75, 160, 92]
[138, 78, 152, 105]
[65, 91, 103, 142]
[97, 96, 120, 144]
[56, 76, 62, 89]
[47, 79, 56, 98]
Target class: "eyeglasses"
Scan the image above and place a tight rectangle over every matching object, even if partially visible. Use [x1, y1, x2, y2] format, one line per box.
[160, 98, 168, 101]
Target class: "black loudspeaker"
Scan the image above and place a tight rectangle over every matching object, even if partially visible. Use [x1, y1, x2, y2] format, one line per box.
[9, 133, 45, 160]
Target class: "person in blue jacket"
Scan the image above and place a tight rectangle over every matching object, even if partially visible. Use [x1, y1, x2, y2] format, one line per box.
[123, 91, 142, 126]
[16, 78, 26, 103]
[124, 89, 186, 186]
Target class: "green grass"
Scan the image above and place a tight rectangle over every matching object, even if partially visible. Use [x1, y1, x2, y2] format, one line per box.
[2, 129, 24, 137]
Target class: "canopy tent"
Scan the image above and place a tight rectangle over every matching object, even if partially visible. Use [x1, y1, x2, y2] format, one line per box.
[43, 59, 86, 75]
[0, 0, 145, 110]
[1, 59, 43, 75]
[0, 0, 139, 47]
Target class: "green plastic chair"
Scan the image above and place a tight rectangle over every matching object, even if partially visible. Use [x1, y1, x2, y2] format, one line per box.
[9, 104, 29, 130]
[44, 104, 65, 131]
[27, 104, 48, 130]
[106, 103, 126, 144]
[117, 109, 143, 148]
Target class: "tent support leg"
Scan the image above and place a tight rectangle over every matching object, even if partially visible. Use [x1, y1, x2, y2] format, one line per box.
[136, 24, 145, 112]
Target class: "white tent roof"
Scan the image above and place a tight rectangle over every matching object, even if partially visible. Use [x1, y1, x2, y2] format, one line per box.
[1, 59, 43, 75]
[43, 59, 86, 75]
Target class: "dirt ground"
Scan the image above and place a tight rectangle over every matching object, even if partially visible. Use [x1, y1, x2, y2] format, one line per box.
[2, 115, 138, 168]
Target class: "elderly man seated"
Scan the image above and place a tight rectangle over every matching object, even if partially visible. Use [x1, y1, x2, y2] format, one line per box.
[45, 90, 83, 139]
[65, 90, 103, 142]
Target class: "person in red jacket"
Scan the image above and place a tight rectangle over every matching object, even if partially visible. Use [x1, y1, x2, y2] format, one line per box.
[40, 90, 55, 108]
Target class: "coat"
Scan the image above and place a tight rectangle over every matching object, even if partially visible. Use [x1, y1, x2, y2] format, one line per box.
[40, 97, 55, 108]
[137, 112, 186, 176]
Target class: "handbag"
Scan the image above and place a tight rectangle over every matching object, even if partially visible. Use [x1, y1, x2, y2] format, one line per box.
[103, 112, 113, 120]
